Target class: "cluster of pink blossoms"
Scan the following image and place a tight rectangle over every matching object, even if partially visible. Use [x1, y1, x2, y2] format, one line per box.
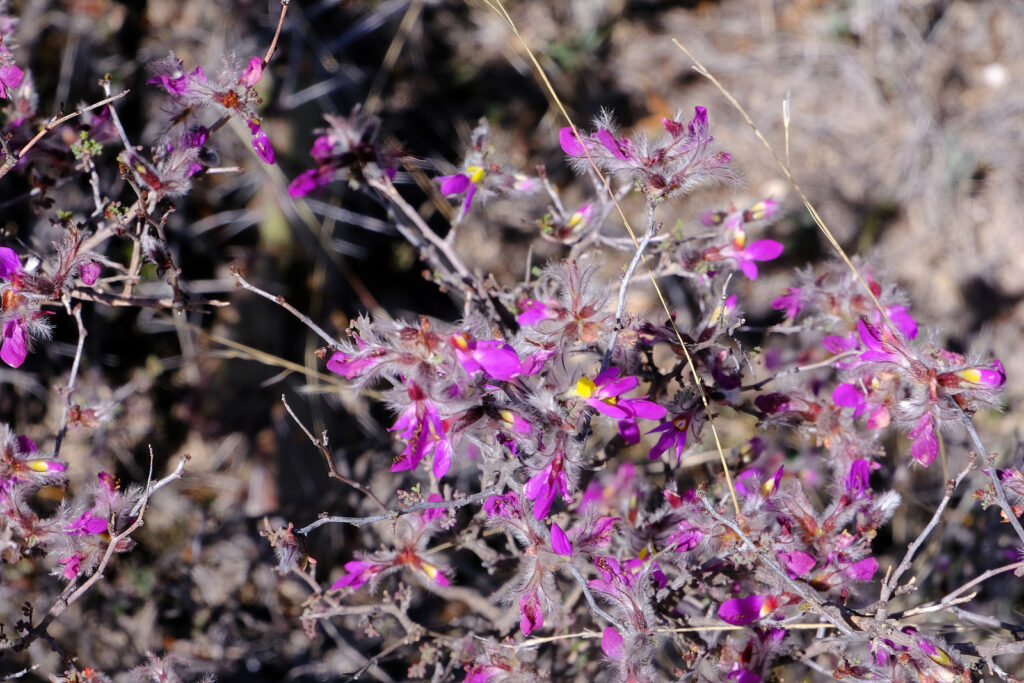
[145, 53, 274, 177]
[1, 237, 100, 367]
[298, 104, 1010, 682]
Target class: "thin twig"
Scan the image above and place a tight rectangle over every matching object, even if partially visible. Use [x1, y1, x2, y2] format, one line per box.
[70, 286, 228, 310]
[742, 350, 859, 391]
[877, 459, 974, 616]
[51, 305, 87, 460]
[601, 202, 658, 372]
[568, 565, 620, 629]
[959, 408, 1024, 545]
[898, 560, 1024, 619]
[231, 266, 338, 347]
[263, 0, 292, 66]
[281, 394, 388, 511]
[297, 487, 500, 535]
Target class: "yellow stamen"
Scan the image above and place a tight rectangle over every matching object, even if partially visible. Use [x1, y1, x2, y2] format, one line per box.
[467, 165, 485, 184]
[575, 376, 597, 398]
[956, 368, 982, 383]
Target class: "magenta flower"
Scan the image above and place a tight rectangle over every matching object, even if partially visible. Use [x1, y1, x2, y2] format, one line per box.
[438, 167, 484, 213]
[846, 556, 879, 581]
[648, 408, 699, 463]
[519, 590, 544, 635]
[908, 413, 939, 467]
[238, 56, 263, 88]
[65, 513, 109, 536]
[330, 559, 384, 591]
[951, 360, 1006, 389]
[421, 493, 446, 524]
[247, 119, 275, 164]
[832, 382, 890, 429]
[770, 287, 804, 319]
[516, 298, 555, 326]
[857, 319, 903, 363]
[569, 367, 666, 443]
[667, 520, 703, 552]
[58, 553, 85, 580]
[730, 234, 784, 280]
[568, 515, 619, 553]
[0, 247, 20, 278]
[147, 56, 207, 96]
[844, 459, 873, 499]
[450, 334, 523, 381]
[778, 550, 815, 577]
[288, 166, 332, 198]
[389, 383, 452, 477]
[524, 452, 570, 520]
[483, 491, 522, 520]
[326, 348, 386, 380]
[78, 261, 101, 285]
[560, 106, 735, 199]
[146, 53, 276, 165]
[718, 594, 780, 625]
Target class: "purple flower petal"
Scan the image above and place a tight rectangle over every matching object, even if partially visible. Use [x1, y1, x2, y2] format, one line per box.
[718, 594, 778, 625]
[464, 340, 522, 381]
[519, 593, 543, 635]
[0, 63, 24, 98]
[559, 127, 586, 156]
[832, 383, 866, 415]
[601, 627, 624, 660]
[79, 261, 101, 285]
[238, 56, 263, 87]
[1, 318, 28, 367]
[596, 128, 629, 161]
[550, 522, 572, 556]
[745, 239, 784, 261]
[250, 127, 275, 164]
[846, 556, 878, 581]
[822, 335, 854, 354]
[432, 438, 452, 478]
[0, 247, 20, 278]
[587, 398, 631, 420]
[439, 173, 471, 195]
[779, 550, 816, 577]
[628, 399, 667, 420]
[909, 414, 938, 466]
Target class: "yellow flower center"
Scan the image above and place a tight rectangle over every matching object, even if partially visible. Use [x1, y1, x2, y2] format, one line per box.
[467, 165, 486, 184]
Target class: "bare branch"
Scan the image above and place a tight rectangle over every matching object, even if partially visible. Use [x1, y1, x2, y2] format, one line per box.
[281, 394, 388, 511]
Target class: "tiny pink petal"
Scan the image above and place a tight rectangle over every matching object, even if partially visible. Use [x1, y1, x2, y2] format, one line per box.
[601, 627, 624, 660]
[79, 261, 101, 285]
[439, 173, 471, 195]
[559, 127, 586, 156]
[847, 556, 878, 581]
[239, 56, 263, 87]
[550, 522, 572, 556]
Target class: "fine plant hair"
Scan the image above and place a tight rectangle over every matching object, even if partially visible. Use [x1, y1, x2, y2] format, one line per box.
[0, 1, 1023, 681]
